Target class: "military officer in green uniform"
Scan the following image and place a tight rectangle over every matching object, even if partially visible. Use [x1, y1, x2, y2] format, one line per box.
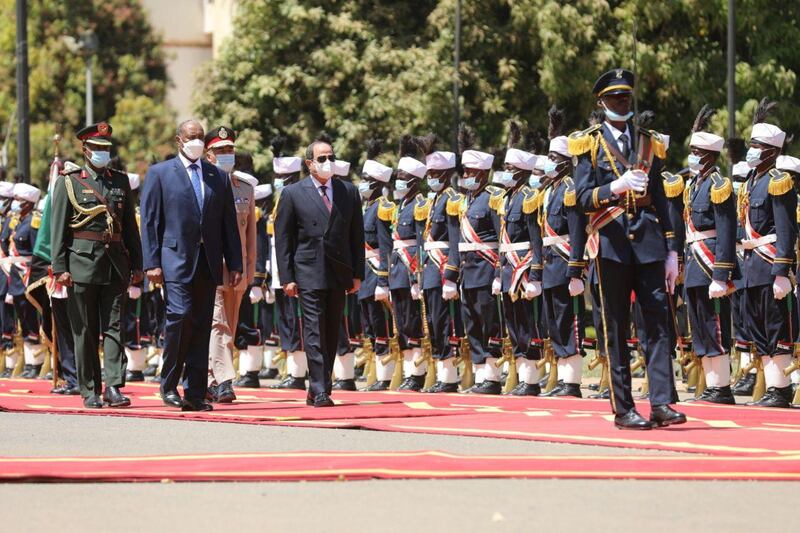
[50, 122, 143, 408]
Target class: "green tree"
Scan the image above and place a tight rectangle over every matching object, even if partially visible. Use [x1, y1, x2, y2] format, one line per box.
[1, 0, 174, 185]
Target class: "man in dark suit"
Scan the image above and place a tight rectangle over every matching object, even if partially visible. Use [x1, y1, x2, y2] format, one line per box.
[274, 138, 365, 407]
[140, 119, 243, 411]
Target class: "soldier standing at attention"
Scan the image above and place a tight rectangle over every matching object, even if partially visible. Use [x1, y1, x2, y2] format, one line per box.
[50, 122, 143, 408]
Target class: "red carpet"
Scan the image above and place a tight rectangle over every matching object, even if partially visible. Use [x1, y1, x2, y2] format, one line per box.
[3, 450, 800, 483]
[3, 378, 798, 458]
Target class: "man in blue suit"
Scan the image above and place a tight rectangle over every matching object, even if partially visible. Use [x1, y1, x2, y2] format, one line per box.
[140, 119, 242, 411]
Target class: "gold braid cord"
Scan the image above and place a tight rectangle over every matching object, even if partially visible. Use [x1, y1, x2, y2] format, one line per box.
[64, 176, 107, 229]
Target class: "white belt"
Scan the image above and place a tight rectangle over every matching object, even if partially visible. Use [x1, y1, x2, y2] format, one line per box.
[364, 249, 379, 260]
[741, 234, 777, 250]
[542, 235, 569, 247]
[458, 242, 499, 252]
[423, 241, 449, 251]
[686, 229, 717, 244]
[393, 239, 417, 250]
[499, 242, 530, 253]
[0, 256, 31, 267]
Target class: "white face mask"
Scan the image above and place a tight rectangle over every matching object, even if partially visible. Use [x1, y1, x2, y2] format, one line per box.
[274, 178, 286, 191]
[746, 147, 764, 169]
[528, 174, 542, 189]
[215, 153, 235, 173]
[458, 176, 480, 191]
[687, 154, 703, 173]
[393, 179, 412, 200]
[181, 138, 205, 161]
[314, 160, 335, 180]
[427, 176, 446, 192]
[358, 181, 373, 199]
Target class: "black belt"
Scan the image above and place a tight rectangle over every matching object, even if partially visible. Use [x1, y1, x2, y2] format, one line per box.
[73, 231, 121, 243]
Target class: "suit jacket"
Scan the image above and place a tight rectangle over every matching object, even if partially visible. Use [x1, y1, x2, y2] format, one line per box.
[140, 157, 242, 285]
[275, 177, 364, 291]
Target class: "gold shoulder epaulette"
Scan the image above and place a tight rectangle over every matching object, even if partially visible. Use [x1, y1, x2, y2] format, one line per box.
[488, 187, 506, 212]
[644, 129, 668, 160]
[446, 193, 463, 217]
[31, 212, 42, 230]
[255, 206, 263, 221]
[377, 198, 397, 222]
[414, 196, 432, 221]
[710, 172, 732, 204]
[768, 168, 794, 196]
[523, 190, 543, 215]
[567, 124, 602, 156]
[9, 214, 19, 230]
[661, 171, 685, 198]
[563, 177, 576, 207]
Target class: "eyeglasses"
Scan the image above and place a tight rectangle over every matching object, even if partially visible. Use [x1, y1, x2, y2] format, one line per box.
[315, 155, 336, 163]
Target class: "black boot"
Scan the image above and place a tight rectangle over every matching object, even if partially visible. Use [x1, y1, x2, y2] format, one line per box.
[364, 380, 391, 391]
[20, 364, 34, 379]
[234, 371, 261, 388]
[509, 382, 541, 396]
[258, 368, 279, 380]
[731, 373, 756, 396]
[425, 381, 460, 393]
[464, 380, 501, 395]
[696, 386, 736, 405]
[270, 376, 306, 390]
[126, 370, 145, 382]
[332, 378, 357, 391]
[549, 382, 582, 398]
[397, 375, 425, 392]
[215, 380, 237, 403]
[143, 364, 158, 377]
[540, 380, 565, 397]
[746, 386, 792, 408]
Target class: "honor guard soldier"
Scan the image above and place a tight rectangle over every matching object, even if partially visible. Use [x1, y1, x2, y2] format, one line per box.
[50, 122, 144, 408]
[681, 107, 739, 404]
[740, 101, 797, 408]
[385, 136, 428, 391]
[571, 69, 685, 429]
[495, 122, 542, 395]
[267, 138, 307, 389]
[0, 182, 15, 373]
[205, 128, 257, 403]
[536, 112, 588, 398]
[7, 183, 43, 378]
[359, 140, 395, 390]
[419, 137, 462, 392]
[446, 125, 503, 394]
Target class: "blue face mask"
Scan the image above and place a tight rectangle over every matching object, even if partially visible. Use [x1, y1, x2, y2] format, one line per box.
[528, 174, 542, 189]
[358, 181, 373, 198]
[393, 179, 412, 200]
[215, 153, 235, 173]
[427, 176, 445, 192]
[493, 170, 519, 187]
[746, 147, 763, 168]
[88, 150, 111, 169]
[10, 200, 21, 212]
[687, 154, 703, 173]
[274, 178, 286, 191]
[543, 160, 560, 178]
[458, 176, 479, 191]
[602, 103, 634, 122]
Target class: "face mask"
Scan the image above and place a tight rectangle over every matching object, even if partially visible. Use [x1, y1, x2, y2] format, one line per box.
[382, 186, 390, 198]
[180, 138, 205, 161]
[493, 171, 518, 187]
[733, 181, 743, 194]
[358, 181, 373, 198]
[602, 103, 634, 122]
[88, 150, 111, 169]
[315, 160, 335, 180]
[274, 178, 285, 191]
[543, 160, 561, 178]
[427, 176, 445, 192]
[528, 174, 542, 189]
[746, 147, 763, 168]
[215, 153, 235, 173]
[687, 154, 704, 173]
[458, 176, 480, 191]
[393, 180, 412, 200]
[10, 200, 20, 212]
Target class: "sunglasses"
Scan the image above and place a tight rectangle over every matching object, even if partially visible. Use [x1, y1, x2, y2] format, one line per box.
[315, 155, 336, 163]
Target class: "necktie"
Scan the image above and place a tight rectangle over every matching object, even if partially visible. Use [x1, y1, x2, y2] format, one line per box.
[619, 133, 630, 159]
[189, 163, 203, 213]
[319, 185, 332, 213]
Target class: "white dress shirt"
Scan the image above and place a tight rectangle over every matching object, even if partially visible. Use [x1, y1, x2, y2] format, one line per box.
[604, 121, 632, 155]
[178, 151, 205, 202]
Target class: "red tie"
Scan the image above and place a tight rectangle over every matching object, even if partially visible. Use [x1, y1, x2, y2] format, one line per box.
[319, 185, 332, 213]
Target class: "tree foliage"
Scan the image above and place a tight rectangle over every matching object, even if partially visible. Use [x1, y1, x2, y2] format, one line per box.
[196, 0, 800, 174]
[1, 0, 174, 184]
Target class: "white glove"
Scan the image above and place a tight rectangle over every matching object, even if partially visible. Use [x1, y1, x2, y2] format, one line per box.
[4, 294, 12, 305]
[442, 280, 459, 301]
[523, 281, 542, 300]
[491, 277, 502, 296]
[773, 275, 792, 300]
[265, 289, 275, 304]
[708, 279, 727, 299]
[374, 285, 390, 302]
[410, 283, 422, 301]
[664, 251, 679, 294]
[568, 278, 585, 297]
[610, 169, 648, 195]
[249, 286, 264, 303]
[127, 286, 142, 300]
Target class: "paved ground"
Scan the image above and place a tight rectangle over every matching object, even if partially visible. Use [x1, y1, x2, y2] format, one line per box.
[2, 403, 793, 532]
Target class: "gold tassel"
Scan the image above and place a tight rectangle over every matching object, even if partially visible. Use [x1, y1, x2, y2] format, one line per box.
[523, 190, 542, 215]
[662, 172, 684, 198]
[650, 134, 667, 159]
[768, 170, 793, 196]
[563, 178, 576, 207]
[488, 190, 505, 212]
[567, 124, 601, 156]
[446, 197, 462, 217]
[710, 176, 733, 204]
[31, 212, 42, 229]
[255, 206, 263, 221]
[377, 199, 396, 222]
[414, 198, 431, 221]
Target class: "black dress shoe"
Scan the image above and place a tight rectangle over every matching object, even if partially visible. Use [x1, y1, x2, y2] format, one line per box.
[696, 386, 736, 405]
[126, 370, 145, 382]
[397, 375, 425, 392]
[587, 383, 600, 391]
[27, 364, 42, 379]
[649, 405, 687, 427]
[258, 368, 279, 380]
[1, 368, 12, 378]
[234, 371, 261, 388]
[20, 364, 33, 379]
[103, 386, 131, 407]
[464, 380, 501, 395]
[310, 392, 335, 407]
[50, 384, 68, 394]
[83, 395, 103, 409]
[332, 378, 357, 391]
[731, 373, 756, 396]
[63, 385, 80, 395]
[365, 380, 391, 391]
[614, 410, 654, 430]
[747, 386, 792, 408]
[509, 383, 541, 396]
[206, 384, 218, 402]
[589, 388, 611, 400]
[143, 364, 158, 377]
[425, 381, 460, 393]
[545, 382, 582, 398]
[182, 399, 214, 411]
[162, 390, 183, 408]
[215, 380, 236, 403]
[269, 376, 306, 390]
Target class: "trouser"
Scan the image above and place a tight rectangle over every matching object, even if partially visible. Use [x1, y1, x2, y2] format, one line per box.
[275, 289, 303, 352]
[298, 288, 346, 396]
[359, 296, 390, 357]
[742, 284, 795, 357]
[502, 292, 541, 359]
[208, 285, 246, 385]
[124, 294, 146, 348]
[52, 297, 78, 388]
[68, 277, 127, 398]
[461, 286, 502, 364]
[593, 258, 677, 414]
[160, 250, 216, 403]
[425, 287, 451, 359]
[390, 287, 421, 350]
[144, 287, 165, 347]
[13, 294, 39, 341]
[686, 286, 731, 358]
[543, 284, 585, 358]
